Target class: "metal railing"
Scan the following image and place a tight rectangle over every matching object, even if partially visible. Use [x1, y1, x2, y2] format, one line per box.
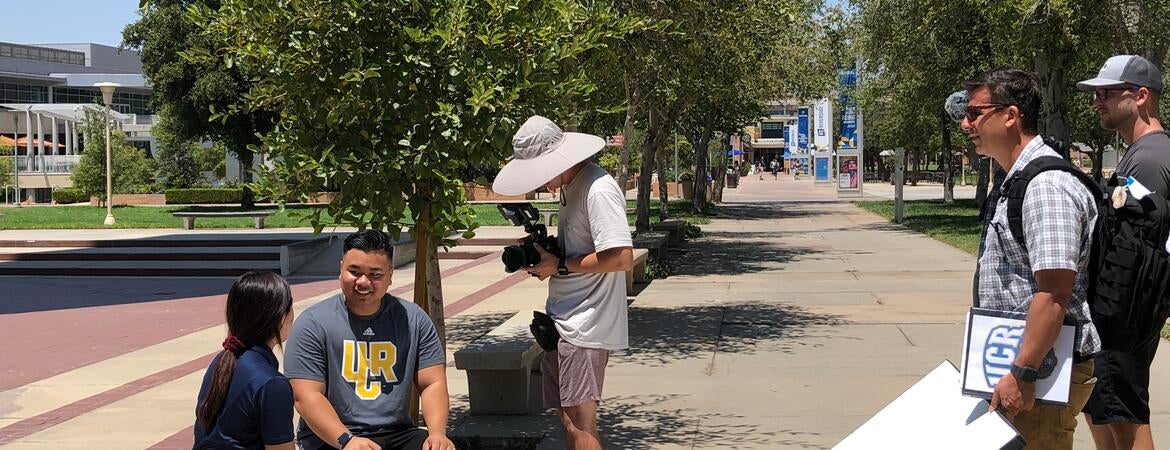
[5, 155, 81, 174]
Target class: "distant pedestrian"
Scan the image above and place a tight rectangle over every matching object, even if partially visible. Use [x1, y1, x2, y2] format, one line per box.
[193, 271, 295, 450]
[770, 159, 779, 179]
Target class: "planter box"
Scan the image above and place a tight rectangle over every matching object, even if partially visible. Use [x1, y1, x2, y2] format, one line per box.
[90, 194, 167, 206]
[650, 182, 680, 197]
[464, 183, 535, 201]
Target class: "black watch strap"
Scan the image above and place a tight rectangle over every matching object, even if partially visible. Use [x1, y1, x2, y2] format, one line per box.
[337, 431, 354, 448]
[557, 255, 569, 275]
[1011, 364, 1039, 383]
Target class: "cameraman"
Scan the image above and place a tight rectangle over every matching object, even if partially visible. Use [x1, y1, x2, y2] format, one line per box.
[493, 116, 633, 450]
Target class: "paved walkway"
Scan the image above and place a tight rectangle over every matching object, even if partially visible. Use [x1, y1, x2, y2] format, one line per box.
[0, 174, 1165, 448]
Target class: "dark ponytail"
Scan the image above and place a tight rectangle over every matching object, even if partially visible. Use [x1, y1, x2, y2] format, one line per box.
[197, 271, 293, 430]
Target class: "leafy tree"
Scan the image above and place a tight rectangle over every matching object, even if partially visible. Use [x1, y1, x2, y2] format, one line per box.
[153, 105, 202, 189]
[123, 0, 276, 207]
[72, 109, 156, 200]
[0, 144, 12, 189]
[193, 0, 651, 340]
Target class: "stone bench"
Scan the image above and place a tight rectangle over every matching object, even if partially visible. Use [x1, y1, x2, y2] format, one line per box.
[537, 208, 635, 226]
[171, 210, 276, 230]
[627, 248, 649, 295]
[652, 219, 687, 247]
[632, 231, 669, 260]
[454, 311, 545, 415]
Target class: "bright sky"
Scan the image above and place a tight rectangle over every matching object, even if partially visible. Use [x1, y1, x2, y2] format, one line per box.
[3, 0, 142, 47]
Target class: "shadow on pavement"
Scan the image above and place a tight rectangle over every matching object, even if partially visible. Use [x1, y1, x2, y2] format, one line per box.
[615, 301, 846, 367]
[713, 201, 839, 221]
[668, 231, 818, 277]
[0, 276, 333, 314]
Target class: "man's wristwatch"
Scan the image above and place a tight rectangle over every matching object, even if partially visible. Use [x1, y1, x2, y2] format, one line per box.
[557, 255, 569, 276]
[337, 431, 354, 449]
[1011, 364, 1039, 383]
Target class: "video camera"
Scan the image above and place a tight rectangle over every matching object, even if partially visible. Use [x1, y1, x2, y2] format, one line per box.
[497, 203, 561, 273]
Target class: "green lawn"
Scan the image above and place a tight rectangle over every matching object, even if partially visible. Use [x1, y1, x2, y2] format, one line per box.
[853, 199, 982, 255]
[0, 199, 710, 230]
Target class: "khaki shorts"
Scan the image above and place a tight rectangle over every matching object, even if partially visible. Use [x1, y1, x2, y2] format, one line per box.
[542, 340, 609, 409]
[1012, 360, 1096, 450]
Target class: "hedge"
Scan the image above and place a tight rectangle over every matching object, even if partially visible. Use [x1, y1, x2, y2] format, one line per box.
[165, 188, 243, 204]
[53, 188, 89, 204]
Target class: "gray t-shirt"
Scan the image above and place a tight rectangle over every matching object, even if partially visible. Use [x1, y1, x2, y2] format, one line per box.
[547, 162, 633, 350]
[284, 294, 445, 447]
[1117, 130, 1170, 200]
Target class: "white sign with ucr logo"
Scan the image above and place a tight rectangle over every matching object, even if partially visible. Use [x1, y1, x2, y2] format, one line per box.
[960, 308, 1076, 406]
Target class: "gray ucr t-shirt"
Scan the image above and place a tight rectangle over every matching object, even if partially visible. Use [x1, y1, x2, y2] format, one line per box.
[548, 162, 633, 350]
[1117, 130, 1170, 200]
[284, 294, 445, 447]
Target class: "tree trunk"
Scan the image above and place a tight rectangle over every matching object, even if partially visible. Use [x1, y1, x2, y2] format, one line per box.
[618, 81, 636, 193]
[636, 110, 662, 232]
[238, 149, 256, 208]
[655, 137, 669, 221]
[941, 114, 955, 203]
[1035, 55, 1071, 159]
[1091, 144, 1104, 182]
[413, 195, 445, 343]
[688, 113, 715, 214]
[910, 149, 919, 186]
[713, 134, 728, 203]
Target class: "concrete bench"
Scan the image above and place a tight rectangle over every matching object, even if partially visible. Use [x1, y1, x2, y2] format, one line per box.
[454, 311, 545, 415]
[633, 231, 669, 260]
[172, 210, 276, 230]
[627, 248, 649, 295]
[537, 208, 635, 225]
[653, 219, 687, 247]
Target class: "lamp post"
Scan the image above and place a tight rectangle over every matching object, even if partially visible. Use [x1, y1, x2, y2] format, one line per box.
[95, 82, 120, 226]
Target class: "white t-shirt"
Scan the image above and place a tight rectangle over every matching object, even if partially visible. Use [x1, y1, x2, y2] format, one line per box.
[547, 162, 632, 350]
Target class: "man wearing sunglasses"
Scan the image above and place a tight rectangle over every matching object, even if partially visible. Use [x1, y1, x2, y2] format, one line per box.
[963, 68, 1101, 449]
[1076, 54, 1170, 450]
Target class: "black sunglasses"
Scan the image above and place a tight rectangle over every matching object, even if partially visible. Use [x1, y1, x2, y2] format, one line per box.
[1093, 84, 1140, 101]
[964, 103, 1011, 123]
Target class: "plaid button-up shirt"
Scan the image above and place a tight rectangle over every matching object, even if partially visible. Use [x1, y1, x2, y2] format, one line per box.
[975, 136, 1101, 358]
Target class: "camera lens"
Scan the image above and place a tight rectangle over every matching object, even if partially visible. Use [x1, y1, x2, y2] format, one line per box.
[502, 245, 527, 273]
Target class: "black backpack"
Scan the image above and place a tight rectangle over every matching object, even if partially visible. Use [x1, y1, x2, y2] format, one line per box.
[997, 156, 1170, 351]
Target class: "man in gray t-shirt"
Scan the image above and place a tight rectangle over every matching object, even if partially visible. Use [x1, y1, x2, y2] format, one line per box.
[1077, 54, 1170, 450]
[492, 116, 633, 450]
[285, 230, 452, 450]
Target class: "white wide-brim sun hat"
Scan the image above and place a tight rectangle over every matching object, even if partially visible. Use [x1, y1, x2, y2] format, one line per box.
[492, 115, 606, 196]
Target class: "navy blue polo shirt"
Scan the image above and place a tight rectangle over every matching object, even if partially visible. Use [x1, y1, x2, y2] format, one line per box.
[193, 345, 295, 449]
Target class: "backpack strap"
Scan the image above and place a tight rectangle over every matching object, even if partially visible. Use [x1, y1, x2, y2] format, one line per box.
[1003, 156, 1102, 250]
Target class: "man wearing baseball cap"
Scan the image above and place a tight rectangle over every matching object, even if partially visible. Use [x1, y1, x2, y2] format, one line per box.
[493, 116, 633, 450]
[1077, 54, 1170, 450]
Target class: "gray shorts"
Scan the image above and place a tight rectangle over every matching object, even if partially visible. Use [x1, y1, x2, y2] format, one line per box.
[542, 340, 609, 409]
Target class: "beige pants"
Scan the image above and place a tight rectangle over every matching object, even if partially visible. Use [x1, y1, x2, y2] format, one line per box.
[1012, 360, 1096, 449]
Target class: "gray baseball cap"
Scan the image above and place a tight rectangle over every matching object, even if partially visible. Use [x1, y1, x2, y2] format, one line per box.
[1077, 55, 1163, 92]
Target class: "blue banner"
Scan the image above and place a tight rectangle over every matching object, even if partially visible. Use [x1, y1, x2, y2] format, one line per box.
[838, 68, 859, 151]
[798, 107, 810, 150]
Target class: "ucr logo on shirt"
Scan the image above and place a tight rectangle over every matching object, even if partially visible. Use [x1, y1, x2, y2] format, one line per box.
[343, 340, 399, 400]
[983, 325, 1023, 387]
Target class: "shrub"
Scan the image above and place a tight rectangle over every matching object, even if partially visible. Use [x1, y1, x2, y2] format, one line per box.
[166, 188, 243, 204]
[685, 223, 704, 238]
[53, 188, 89, 204]
[646, 257, 673, 279]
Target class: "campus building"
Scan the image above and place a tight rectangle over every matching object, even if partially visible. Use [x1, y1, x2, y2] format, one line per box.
[745, 100, 813, 172]
[0, 42, 155, 203]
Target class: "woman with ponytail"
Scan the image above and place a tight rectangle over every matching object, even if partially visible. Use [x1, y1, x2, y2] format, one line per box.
[193, 271, 296, 449]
